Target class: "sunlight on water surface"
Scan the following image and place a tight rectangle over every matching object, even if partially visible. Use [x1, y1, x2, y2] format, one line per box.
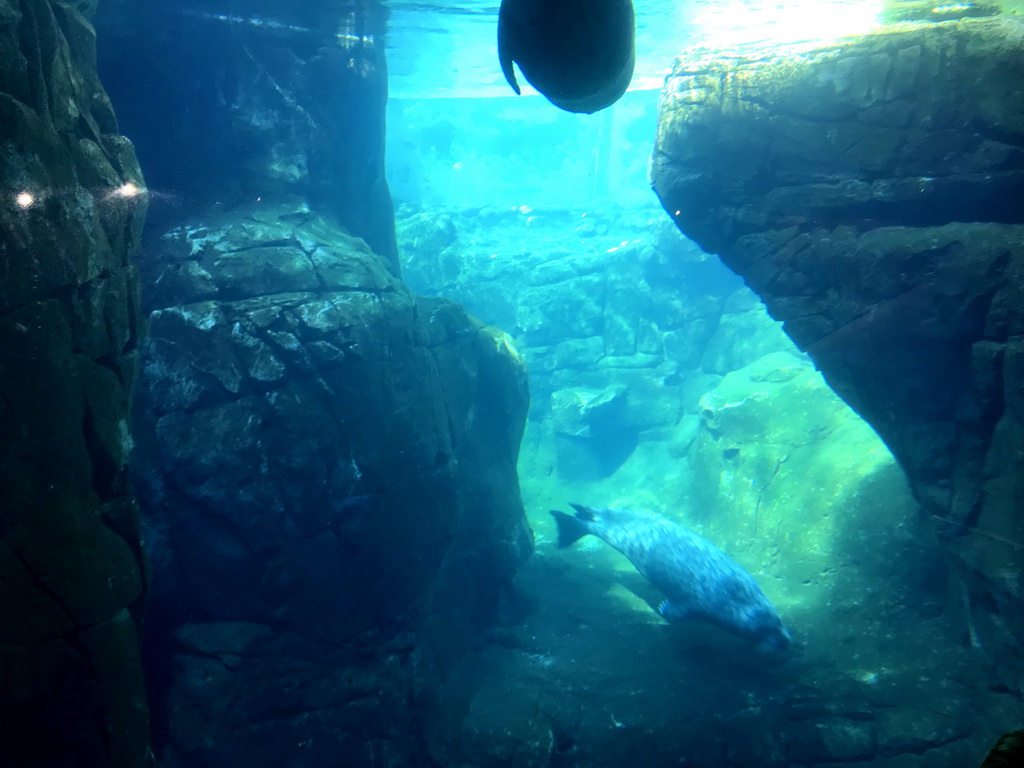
[386, 0, 885, 98]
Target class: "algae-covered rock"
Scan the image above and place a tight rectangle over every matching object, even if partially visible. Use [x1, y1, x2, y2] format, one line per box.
[689, 352, 941, 614]
[397, 204, 760, 503]
[502, 347, 974, 768]
[0, 1, 150, 765]
[458, 681, 555, 768]
[700, 290, 793, 374]
[788, 717, 877, 764]
[697, 351, 843, 452]
[94, 0, 397, 267]
[549, 385, 637, 478]
[136, 202, 532, 765]
[551, 386, 628, 438]
[653, 17, 1024, 689]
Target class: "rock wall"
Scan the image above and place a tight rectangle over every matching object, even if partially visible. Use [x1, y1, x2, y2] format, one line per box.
[94, 0, 397, 267]
[398, 203, 792, 471]
[134, 203, 532, 766]
[0, 1, 151, 766]
[394, 200, 1023, 768]
[652, 18, 1024, 683]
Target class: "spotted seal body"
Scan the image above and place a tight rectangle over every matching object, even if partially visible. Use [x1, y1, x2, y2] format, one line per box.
[551, 504, 791, 652]
[497, 0, 635, 114]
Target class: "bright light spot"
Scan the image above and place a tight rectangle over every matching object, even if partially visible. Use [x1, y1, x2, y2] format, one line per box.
[16, 191, 34, 208]
[857, 670, 880, 685]
[113, 182, 141, 198]
[690, 0, 882, 49]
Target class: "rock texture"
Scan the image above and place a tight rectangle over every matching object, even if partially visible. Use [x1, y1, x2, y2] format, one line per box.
[398, 203, 792, 483]
[441, 349, 1006, 768]
[652, 18, 1024, 686]
[397, 201, 1021, 766]
[134, 203, 532, 766]
[94, 0, 397, 267]
[0, 1, 151, 766]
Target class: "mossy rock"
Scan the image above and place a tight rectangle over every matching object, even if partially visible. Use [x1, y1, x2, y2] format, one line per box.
[688, 351, 941, 645]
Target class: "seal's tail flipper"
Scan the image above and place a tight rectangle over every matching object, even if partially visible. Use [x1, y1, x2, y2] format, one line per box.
[568, 503, 597, 521]
[550, 509, 591, 549]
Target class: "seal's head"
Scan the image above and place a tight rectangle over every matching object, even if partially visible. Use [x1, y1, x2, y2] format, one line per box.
[750, 608, 792, 654]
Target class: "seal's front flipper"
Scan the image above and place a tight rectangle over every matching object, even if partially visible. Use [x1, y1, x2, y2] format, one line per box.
[658, 599, 690, 621]
[497, 0, 522, 94]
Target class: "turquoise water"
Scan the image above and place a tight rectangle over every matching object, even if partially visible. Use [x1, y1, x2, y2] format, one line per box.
[58, 1, 1021, 766]
[386, 0, 884, 98]
[381, 9, 1020, 764]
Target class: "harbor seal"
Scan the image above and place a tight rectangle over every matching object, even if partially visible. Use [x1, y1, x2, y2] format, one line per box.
[551, 503, 791, 652]
[497, 0, 635, 114]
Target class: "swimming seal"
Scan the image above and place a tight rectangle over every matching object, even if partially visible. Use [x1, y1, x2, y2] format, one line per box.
[497, 0, 635, 114]
[551, 503, 791, 652]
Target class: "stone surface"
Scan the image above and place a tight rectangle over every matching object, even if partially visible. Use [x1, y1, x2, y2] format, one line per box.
[652, 18, 1024, 687]
[93, 0, 397, 266]
[134, 203, 532, 766]
[398, 202, 792, 484]
[689, 352, 948, 644]
[0, 1, 151, 766]
[396, 197, 1007, 766]
[418, 521, 1002, 768]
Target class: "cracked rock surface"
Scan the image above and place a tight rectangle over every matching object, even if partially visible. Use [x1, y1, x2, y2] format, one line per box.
[652, 18, 1024, 686]
[93, 0, 397, 267]
[134, 202, 533, 767]
[0, 1, 151, 766]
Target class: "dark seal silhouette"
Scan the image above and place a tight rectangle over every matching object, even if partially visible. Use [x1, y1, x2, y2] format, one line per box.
[551, 503, 791, 652]
[498, 0, 635, 113]
[981, 729, 1024, 767]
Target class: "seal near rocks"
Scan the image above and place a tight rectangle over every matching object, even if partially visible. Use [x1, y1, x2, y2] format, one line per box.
[497, 0, 635, 114]
[550, 503, 791, 652]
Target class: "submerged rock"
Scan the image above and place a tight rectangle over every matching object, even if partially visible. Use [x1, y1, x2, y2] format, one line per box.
[0, 0, 151, 765]
[135, 202, 533, 765]
[94, 0, 397, 266]
[652, 17, 1024, 691]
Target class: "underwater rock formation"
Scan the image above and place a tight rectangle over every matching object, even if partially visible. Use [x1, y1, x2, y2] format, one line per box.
[444, 350, 1009, 768]
[0, 0, 151, 766]
[652, 18, 1024, 682]
[93, 0, 397, 267]
[134, 202, 532, 766]
[398, 203, 791, 482]
[393, 204, 1022, 765]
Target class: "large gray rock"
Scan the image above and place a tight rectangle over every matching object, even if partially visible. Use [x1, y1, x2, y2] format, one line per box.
[134, 203, 532, 766]
[0, 1, 151, 766]
[94, 0, 397, 267]
[652, 18, 1024, 685]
